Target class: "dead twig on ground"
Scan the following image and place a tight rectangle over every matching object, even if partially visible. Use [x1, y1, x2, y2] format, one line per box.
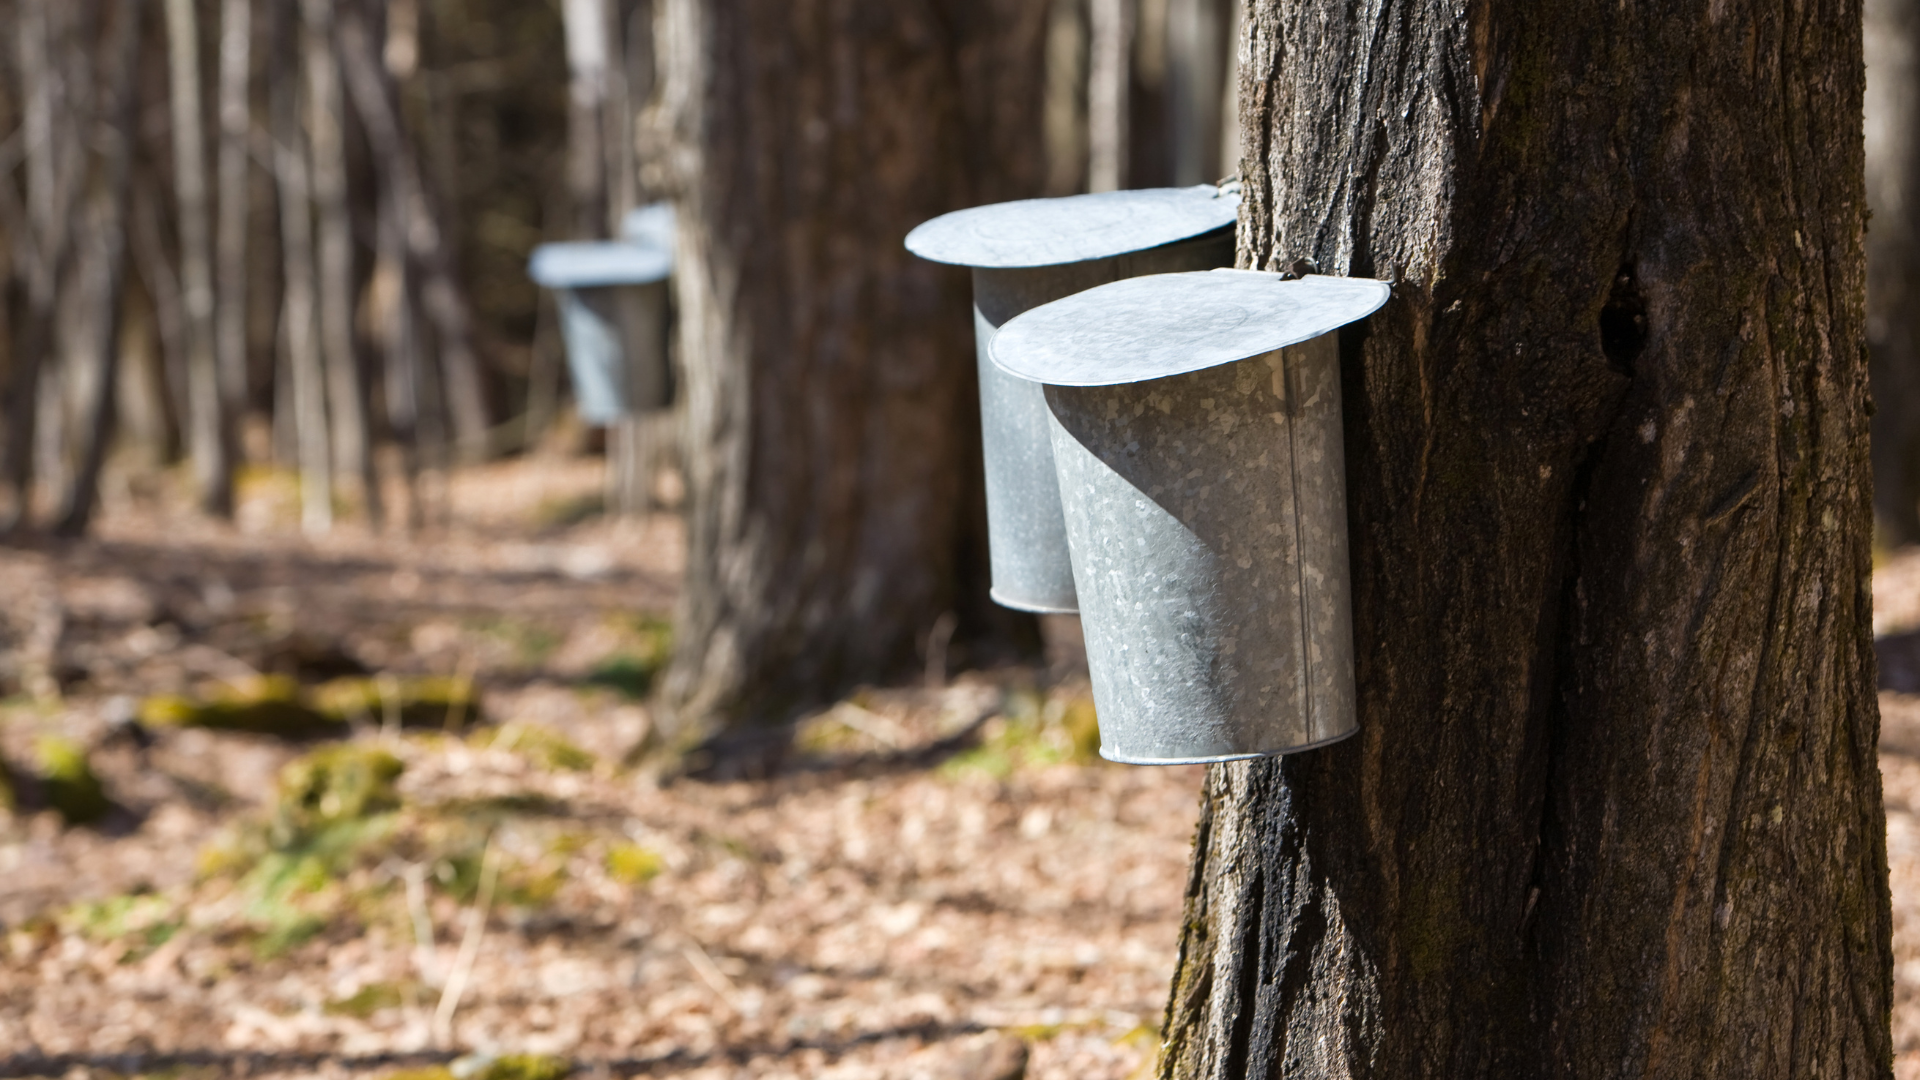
[432, 833, 499, 1045]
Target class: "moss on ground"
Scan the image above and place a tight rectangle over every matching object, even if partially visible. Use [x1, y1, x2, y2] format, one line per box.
[605, 841, 664, 885]
[940, 691, 1103, 778]
[36, 736, 112, 825]
[473, 722, 596, 772]
[140, 675, 345, 737]
[583, 614, 673, 699]
[141, 673, 482, 738]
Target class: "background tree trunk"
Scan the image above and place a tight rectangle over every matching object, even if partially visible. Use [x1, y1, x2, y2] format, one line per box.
[1129, 0, 1171, 188]
[1087, 0, 1131, 192]
[1870, 0, 1920, 544]
[166, 0, 236, 517]
[1157, 1, 1890, 1076]
[214, 0, 254, 444]
[561, 0, 610, 239]
[656, 0, 1049, 746]
[301, 0, 381, 525]
[1043, 0, 1089, 196]
[0, 0, 79, 530]
[54, 0, 143, 538]
[129, 184, 191, 461]
[335, 0, 467, 503]
[1164, 0, 1228, 186]
[272, 0, 333, 536]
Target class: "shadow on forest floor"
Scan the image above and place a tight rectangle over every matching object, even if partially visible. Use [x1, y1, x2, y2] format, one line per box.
[0, 456, 1179, 1080]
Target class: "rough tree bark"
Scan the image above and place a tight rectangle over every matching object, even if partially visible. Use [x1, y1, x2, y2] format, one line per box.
[1869, 0, 1920, 543]
[1157, 1, 1890, 1077]
[656, 0, 1049, 743]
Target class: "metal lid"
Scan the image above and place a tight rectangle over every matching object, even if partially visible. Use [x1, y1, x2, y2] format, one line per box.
[990, 269, 1390, 386]
[620, 202, 676, 249]
[528, 241, 672, 288]
[904, 185, 1240, 269]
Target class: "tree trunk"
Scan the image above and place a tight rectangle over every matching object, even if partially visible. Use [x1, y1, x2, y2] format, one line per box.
[561, 0, 610, 238]
[54, 0, 142, 538]
[1129, 0, 1172, 187]
[1087, 0, 1131, 192]
[214, 0, 254, 438]
[613, 0, 652, 212]
[129, 183, 191, 460]
[271, 0, 332, 536]
[334, 0, 467, 488]
[1164, 0, 1227, 186]
[166, 0, 236, 517]
[1216, 0, 1239, 179]
[0, 0, 78, 531]
[655, 0, 1049, 745]
[343, 0, 425, 528]
[302, 0, 380, 526]
[1870, 0, 1920, 544]
[1043, 0, 1088, 196]
[1157, 1, 1890, 1077]
[330, 7, 488, 464]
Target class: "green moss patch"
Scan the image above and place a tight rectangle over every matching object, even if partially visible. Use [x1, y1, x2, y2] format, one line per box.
[605, 841, 664, 885]
[940, 691, 1102, 778]
[582, 615, 672, 699]
[36, 736, 113, 825]
[141, 673, 482, 739]
[473, 722, 596, 772]
[140, 675, 344, 738]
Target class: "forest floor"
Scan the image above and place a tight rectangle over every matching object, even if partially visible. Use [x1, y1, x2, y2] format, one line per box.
[7, 453, 1920, 1079]
[0, 454, 1189, 1080]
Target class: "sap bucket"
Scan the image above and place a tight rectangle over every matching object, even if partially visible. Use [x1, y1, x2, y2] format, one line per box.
[527, 204, 675, 425]
[991, 269, 1390, 764]
[904, 184, 1240, 613]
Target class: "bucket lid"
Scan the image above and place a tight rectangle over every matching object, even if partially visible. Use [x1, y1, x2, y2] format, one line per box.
[990, 269, 1390, 386]
[528, 240, 672, 288]
[904, 185, 1240, 269]
[620, 202, 676, 249]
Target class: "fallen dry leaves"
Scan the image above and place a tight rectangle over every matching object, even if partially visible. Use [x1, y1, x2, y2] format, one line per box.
[9, 460, 1920, 1079]
[0, 457, 1193, 1079]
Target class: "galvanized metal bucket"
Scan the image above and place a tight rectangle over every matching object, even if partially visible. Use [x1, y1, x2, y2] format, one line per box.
[991, 270, 1390, 763]
[528, 207, 675, 425]
[905, 185, 1240, 613]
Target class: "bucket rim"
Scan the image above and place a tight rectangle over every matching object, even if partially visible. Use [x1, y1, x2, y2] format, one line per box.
[1099, 726, 1358, 766]
[989, 270, 1389, 387]
[529, 240, 672, 288]
[904, 185, 1239, 269]
[987, 587, 1079, 615]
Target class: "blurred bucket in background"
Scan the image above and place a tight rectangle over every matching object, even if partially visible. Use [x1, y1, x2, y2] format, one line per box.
[529, 203, 677, 513]
[991, 270, 1389, 764]
[905, 185, 1240, 614]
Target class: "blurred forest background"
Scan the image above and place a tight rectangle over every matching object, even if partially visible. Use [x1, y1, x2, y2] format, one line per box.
[0, 2, 1268, 1077]
[0, 0, 1243, 540]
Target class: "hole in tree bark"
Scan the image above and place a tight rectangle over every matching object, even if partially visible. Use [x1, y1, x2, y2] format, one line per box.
[1599, 262, 1648, 375]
